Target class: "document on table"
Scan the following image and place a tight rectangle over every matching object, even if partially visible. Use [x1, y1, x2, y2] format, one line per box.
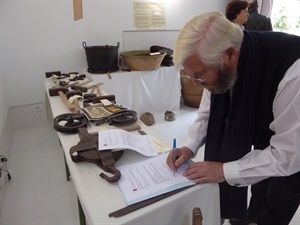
[117, 153, 196, 205]
[98, 129, 159, 157]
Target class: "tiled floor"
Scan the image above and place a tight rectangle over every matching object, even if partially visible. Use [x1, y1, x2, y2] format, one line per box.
[0, 102, 299, 225]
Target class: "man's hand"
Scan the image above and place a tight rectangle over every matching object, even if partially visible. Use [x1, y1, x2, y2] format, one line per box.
[166, 146, 193, 172]
[183, 161, 225, 183]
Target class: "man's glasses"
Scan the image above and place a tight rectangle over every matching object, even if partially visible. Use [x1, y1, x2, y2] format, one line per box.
[181, 74, 206, 83]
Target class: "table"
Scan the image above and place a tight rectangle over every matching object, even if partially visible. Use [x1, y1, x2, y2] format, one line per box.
[44, 77, 220, 225]
[88, 67, 181, 117]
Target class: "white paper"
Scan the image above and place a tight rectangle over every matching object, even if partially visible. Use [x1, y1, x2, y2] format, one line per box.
[98, 129, 159, 157]
[117, 153, 195, 205]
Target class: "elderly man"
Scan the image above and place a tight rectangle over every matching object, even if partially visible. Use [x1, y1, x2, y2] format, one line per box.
[167, 11, 300, 225]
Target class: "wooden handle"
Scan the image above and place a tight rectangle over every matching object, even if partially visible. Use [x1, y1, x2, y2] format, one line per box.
[87, 82, 104, 89]
[77, 79, 93, 87]
[58, 91, 75, 112]
[90, 86, 96, 94]
[192, 207, 203, 225]
[73, 98, 81, 114]
[96, 86, 104, 96]
[64, 81, 79, 88]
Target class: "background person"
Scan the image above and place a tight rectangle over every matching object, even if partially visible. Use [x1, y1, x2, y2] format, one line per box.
[246, 0, 272, 31]
[226, 0, 249, 29]
[167, 11, 300, 225]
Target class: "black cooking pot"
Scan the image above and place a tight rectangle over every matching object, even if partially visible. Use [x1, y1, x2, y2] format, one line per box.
[82, 41, 120, 74]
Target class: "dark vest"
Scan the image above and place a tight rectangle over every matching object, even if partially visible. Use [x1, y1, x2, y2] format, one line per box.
[204, 31, 300, 218]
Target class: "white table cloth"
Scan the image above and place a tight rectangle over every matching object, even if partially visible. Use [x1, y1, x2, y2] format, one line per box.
[44, 77, 220, 225]
[88, 67, 181, 117]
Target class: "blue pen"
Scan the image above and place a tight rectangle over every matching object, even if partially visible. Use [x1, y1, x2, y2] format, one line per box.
[172, 138, 176, 177]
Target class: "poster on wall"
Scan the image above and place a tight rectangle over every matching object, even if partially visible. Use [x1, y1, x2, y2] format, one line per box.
[73, 0, 83, 21]
[133, 1, 166, 30]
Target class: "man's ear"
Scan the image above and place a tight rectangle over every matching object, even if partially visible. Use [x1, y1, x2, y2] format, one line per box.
[223, 47, 238, 67]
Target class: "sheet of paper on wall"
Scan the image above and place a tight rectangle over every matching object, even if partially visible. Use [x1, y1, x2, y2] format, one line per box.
[133, 1, 166, 30]
[73, 0, 83, 21]
[98, 129, 159, 157]
[117, 153, 195, 205]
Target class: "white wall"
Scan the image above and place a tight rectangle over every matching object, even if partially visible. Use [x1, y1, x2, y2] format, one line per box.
[1, 0, 227, 108]
[0, 0, 227, 218]
[0, 77, 9, 135]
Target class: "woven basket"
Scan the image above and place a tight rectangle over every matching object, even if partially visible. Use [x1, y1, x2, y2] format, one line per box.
[180, 70, 204, 108]
[120, 50, 167, 71]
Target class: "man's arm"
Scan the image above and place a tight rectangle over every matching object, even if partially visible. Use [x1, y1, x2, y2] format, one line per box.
[183, 59, 300, 186]
[183, 89, 211, 156]
[224, 59, 300, 186]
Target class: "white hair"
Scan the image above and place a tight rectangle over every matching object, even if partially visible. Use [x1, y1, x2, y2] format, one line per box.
[174, 11, 243, 68]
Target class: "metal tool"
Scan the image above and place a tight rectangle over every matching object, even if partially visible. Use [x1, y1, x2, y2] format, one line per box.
[70, 127, 123, 183]
[95, 110, 137, 126]
[53, 113, 88, 133]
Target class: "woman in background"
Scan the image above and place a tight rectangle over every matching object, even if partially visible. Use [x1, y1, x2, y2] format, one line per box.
[226, 0, 249, 30]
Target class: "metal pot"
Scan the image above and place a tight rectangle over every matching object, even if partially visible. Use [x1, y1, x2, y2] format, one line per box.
[82, 41, 120, 74]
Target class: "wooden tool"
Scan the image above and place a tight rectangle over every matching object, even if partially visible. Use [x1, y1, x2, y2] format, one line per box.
[77, 79, 93, 87]
[87, 82, 104, 95]
[66, 90, 83, 114]
[192, 207, 203, 225]
[49, 87, 75, 112]
[107, 71, 112, 79]
[70, 79, 93, 93]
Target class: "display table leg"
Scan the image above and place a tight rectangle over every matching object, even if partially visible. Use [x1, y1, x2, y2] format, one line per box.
[78, 197, 86, 225]
[64, 154, 70, 181]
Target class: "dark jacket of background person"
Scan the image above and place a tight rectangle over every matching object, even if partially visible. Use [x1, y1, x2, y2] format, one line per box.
[246, 0, 272, 31]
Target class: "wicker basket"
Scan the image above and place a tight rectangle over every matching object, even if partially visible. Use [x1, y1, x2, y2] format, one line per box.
[120, 50, 167, 71]
[180, 70, 204, 108]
